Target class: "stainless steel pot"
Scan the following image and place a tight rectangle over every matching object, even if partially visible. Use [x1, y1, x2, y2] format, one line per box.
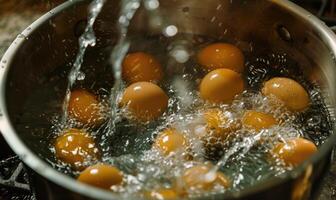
[1, 0, 336, 199]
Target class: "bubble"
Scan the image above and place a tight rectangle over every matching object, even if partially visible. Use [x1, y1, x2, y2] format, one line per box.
[163, 25, 178, 37]
[170, 48, 190, 63]
[77, 71, 86, 80]
[144, 0, 159, 10]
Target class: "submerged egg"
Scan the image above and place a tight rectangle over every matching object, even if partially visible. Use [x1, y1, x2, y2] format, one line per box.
[54, 129, 99, 169]
[200, 109, 239, 142]
[154, 129, 187, 156]
[199, 68, 244, 104]
[182, 165, 230, 191]
[145, 188, 178, 200]
[77, 164, 123, 189]
[272, 138, 317, 166]
[262, 77, 310, 112]
[122, 52, 163, 84]
[242, 110, 277, 131]
[120, 82, 169, 122]
[197, 43, 245, 73]
[68, 89, 104, 126]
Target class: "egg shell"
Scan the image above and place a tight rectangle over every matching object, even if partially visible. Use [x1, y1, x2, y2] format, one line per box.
[145, 188, 178, 200]
[242, 110, 277, 131]
[272, 137, 317, 166]
[200, 68, 244, 104]
[182, 165, 230, 191]
[197, 43, 245, 73]
[122, 52, 163, 84]
[54, 129, 99, 169]
[68, 89, 104, 126]
[154, 129, 187, 156]
[201, 108, 240, 142]
[77, 164, 123, 189]
[120, 82, 169, 122]
[262, 77, 310, 112]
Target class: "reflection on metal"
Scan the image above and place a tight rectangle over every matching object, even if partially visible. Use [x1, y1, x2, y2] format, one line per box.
[291, 164, 313, 200]
[1, 0, 336, 199]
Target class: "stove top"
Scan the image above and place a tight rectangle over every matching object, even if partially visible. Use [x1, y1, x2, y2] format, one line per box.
[0, 0, 336, 200]
[0, 140, 35, 200]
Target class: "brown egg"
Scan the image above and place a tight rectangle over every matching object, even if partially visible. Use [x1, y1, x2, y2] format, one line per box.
[154, 129, 187, 156]
[54, 129, 99, 169]
[199, 68, 244, 104]
[182, 165, 230, 190]
[77, 164, 123, 189]
[242, 110, 277, 131]
[272, 138, 317, 166]
[122, 52, 163, 84]
[197, 43, 245, 73]
[200, 108, 239, 142]
[120, 82, 169, 122]
[68, 89, 104, 126]
[145, 188, 178, 200]
[262, 77, 310, 112]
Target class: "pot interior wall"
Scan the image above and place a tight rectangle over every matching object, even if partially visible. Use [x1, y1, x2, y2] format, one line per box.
[3, 0, 335, 179]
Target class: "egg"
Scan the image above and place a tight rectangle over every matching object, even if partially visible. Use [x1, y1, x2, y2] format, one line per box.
[242, 110, 277, 131]
[77, 164, 123, 189]
[272, 138, 317, 166]
[262, 77, 310, 112]
[197, 43, 245, 73]
[154, 129, 187, 156]
[68, 89, 104, 126]
[199, 68, 244, 104]
[200, 109, 239, 142]
[120, 82, 169, 122]
[182, 165, 230, 191]
[145, 188, 178, 200]
[54, 129, 99, 169]
[122, 52, 163, 84]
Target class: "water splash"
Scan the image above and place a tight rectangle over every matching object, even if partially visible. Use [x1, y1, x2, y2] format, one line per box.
[209, 131, 264, 177]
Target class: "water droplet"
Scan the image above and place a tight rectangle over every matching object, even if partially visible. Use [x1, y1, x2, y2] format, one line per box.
[163, 25, 178, 37]
[211, 16, 216, 23]
[77, 71, 85, 80]
[119, 16, 127, 24]
[144, 0, 159, 10]
[170, 48, 190, 63]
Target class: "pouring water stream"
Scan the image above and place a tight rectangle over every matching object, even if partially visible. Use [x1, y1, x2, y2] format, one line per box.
[62, 0, 105, 123]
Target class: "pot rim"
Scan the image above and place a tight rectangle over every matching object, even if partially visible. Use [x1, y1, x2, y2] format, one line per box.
[0, 0, 335, 199]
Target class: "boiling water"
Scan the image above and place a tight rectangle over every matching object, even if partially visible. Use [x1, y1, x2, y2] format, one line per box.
[15, 0, 334, 199]
[16, 33, 333, 197]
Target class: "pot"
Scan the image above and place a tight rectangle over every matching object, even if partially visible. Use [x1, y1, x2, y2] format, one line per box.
[0, 0, 336, 199]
